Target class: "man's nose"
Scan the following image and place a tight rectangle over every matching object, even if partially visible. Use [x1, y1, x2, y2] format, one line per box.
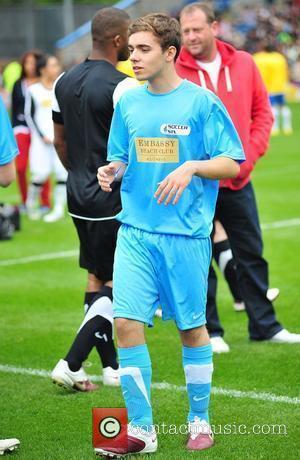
[130, 49, 139, 61]
[187, 31, 197, 41]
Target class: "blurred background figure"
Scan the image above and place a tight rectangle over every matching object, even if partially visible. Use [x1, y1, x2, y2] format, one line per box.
[2, 60, 21, 94]
[25, 54, 67, 222]
[11, 50, 51, 212]
[254, 41, 293, 135]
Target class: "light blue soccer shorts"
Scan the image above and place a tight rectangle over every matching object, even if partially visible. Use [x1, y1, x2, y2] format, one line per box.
[112, 224, 212, 331]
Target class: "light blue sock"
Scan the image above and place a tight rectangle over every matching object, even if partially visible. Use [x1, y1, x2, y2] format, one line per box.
[118, 344, 152, 430]
[183, 344, 213, 423]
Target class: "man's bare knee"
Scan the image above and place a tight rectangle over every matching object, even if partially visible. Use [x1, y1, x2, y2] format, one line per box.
[115, 318, 145, 348]
[179, 325, 210, 347]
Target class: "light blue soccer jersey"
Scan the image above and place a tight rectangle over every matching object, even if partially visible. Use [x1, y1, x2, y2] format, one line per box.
[0, 96, 18, 165]
[108, 80, 244, 238]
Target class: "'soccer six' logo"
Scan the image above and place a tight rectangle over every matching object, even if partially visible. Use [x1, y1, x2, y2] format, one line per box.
[160, 124, 191, 136]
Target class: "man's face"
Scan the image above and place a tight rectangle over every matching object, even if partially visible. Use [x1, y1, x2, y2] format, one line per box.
[180, 9, 218, 59]
[128, 31, 169, 81]
[44, 57, 61, 82]
[24, 54, 37, 79]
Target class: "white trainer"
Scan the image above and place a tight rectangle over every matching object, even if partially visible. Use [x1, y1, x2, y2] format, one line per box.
[0, 438, 20, 455]
[269, 329, 300, 344]
[266, 288, 280, 302]
[233, 301, 245, 312]
[95, 424, 157, 458]
[154, 308, 162, 318]
[43, 208, 64, 223]
[210, 336, 230, 353]
[51, 359, 98, 391]
[102, 366, 120, 386]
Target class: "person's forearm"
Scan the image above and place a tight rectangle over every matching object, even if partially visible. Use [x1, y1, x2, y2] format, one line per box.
[54, 139, 68, 169]
[109, 160, 127, 181]
[189, 157, 240, 180]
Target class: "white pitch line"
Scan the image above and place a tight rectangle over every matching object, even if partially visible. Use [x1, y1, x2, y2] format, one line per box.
[0, 249, 78, 267]
[0, 217, 299, 268]
[0, 364, 299, 406]
[261, 218, 300, 230]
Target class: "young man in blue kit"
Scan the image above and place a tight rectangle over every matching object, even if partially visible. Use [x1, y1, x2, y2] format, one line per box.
[96, 13, 244, 457]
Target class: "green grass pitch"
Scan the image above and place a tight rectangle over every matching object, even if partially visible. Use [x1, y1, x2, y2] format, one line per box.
[0, 105, 299, 459]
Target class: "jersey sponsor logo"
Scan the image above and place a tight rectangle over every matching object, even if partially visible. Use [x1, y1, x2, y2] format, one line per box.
[160, 124, 191, 136]
[135, 137, 179, 163]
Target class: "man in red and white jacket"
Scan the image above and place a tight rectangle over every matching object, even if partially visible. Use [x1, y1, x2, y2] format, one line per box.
[176, 2, 300, 346]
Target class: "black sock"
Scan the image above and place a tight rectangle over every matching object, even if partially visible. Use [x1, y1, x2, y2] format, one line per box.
[214, 240, 243, 302]
[84, 291, 98, 314]
[65, 286, 117, 372]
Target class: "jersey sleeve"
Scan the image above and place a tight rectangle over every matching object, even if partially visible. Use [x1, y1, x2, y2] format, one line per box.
[0, 96, 19, 165]
[52, 73, 65, 125]
[202, 93, 245, 163]
[112, 77, 139, 108]
[107, 101, 129, 164]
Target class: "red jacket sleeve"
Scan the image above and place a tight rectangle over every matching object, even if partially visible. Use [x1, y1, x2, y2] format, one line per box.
[236, 59, 274, 181]
[238, 61, 273, 179]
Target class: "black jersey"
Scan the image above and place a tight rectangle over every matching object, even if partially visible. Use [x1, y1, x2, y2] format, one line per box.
[52, 59, 136, 219]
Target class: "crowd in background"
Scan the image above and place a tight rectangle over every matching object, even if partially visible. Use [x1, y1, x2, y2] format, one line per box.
[220, 1, 300, 85]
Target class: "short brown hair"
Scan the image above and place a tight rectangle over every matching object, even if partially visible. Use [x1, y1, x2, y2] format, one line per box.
[129, 13, 181, 60]
[91, 7, 130, 44]
[180, 2, 216, 24]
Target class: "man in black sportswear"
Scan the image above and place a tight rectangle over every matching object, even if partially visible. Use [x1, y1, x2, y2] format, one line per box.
[51, 7, 137, 391]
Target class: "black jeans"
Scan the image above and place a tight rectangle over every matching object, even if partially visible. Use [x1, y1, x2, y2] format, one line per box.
[206, 182, 282, 340]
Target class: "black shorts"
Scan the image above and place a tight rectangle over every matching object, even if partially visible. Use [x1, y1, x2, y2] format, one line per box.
[72, 217, 120, 282]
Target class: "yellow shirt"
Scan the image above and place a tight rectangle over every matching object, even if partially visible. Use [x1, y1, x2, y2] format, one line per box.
[116, 60, 135, 78]
[253, 51, 288, 94]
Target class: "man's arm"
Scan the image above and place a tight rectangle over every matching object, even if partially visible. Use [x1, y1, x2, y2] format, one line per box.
[53, 122, 68, 169]
[0, 97, 18, 186]
[0, 160, 16, 187]
[155, 157, 240, 205]
[236, 59, 274, 181]
[97, 161, 127, 192]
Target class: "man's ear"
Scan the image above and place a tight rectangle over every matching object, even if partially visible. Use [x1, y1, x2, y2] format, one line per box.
[113, 34, 121, 48]
[211, 21, 219, 38]
[165, 46, 177, 62]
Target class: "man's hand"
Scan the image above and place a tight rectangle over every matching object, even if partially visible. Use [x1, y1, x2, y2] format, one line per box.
[154, 161, 195, 205]
[97, 163, 120, 192]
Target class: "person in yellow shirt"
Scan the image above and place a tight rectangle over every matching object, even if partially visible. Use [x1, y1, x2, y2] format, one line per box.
[116, 59, 135, 77]
[254, 43, 292, 135]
